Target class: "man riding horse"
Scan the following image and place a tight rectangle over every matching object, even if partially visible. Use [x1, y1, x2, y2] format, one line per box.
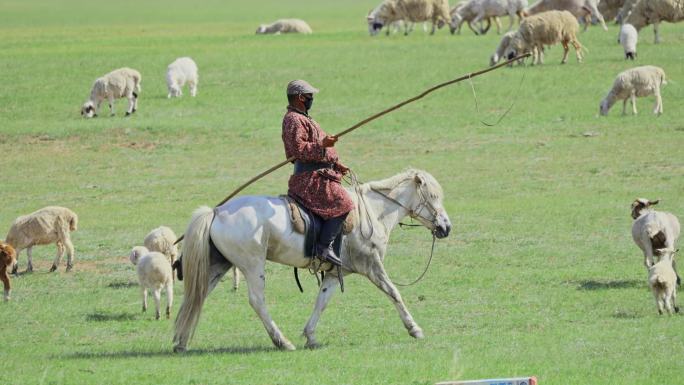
[282, 80, 354, 267]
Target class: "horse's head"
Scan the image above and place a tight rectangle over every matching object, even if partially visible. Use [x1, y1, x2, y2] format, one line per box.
[405, 171, 451, 238]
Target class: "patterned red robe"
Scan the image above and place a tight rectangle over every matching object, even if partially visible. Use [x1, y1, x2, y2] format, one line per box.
[282, 106, 354, 220]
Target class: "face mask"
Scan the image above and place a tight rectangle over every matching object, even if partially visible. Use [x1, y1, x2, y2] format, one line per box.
[303, 96, 314, 111]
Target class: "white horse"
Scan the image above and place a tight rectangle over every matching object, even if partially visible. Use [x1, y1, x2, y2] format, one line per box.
[173, 168, 452, 352]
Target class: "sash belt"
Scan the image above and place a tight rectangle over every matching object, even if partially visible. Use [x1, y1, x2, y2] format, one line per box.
[293, 161, 334, 175]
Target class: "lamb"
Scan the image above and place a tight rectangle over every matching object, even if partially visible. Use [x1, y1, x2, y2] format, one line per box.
[0, 242, 16, 301]
[367, 0, 451, 36]
[619, 0, 684, 55]
[255, 19, 312, 34]
[599, 66, 666, 115]
[166, 57, 198, 98]
[6, 206, 78, 274]
[648, 248, 679, 314]
[130, 246, 173, 320]
[619, 23, 638, 59]
[81, 67, 141, 118]
[471, 0, 529, 33]
[504, 10, 584, 65]
[631, 198, 680, 276]
[525, 0, 608, 30]
[144, 226, 179, 266]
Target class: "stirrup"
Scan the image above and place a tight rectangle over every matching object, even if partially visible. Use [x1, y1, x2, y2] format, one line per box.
[317, 246, 342, 267]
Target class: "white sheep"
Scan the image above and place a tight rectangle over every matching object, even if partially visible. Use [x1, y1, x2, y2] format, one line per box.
[472, 0, 529, 33]
[450, 0, 503, 34]
[81, 67, 141, 118]
[504, 10, 584, 65]
[619, 23, 638, 59]
[5, 206, 78, 273]
[631, 198, 680, 274]
[144, 226, 179, 266]
[130, 246, 173, 320]
[256, 19, 313, 34]
[599, 66, 666, 115]
[619, 0, 684, 57]
[166, 57, 198, 98]
[490, 30, 537, 65]
[525, 0, 608, 30]
[367, 0, 451, 35]
[648, 248, 679, 314]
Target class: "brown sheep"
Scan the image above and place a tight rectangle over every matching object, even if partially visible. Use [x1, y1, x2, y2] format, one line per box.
[0, 242, 16, 301]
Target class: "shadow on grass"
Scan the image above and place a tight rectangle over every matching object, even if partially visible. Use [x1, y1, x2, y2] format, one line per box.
[107, 280, 137, 289]
[612, 309, 643, 319]
[62, 345, 277, 360]
[576, 279, 642, 290]
[86, 311, 137, 322]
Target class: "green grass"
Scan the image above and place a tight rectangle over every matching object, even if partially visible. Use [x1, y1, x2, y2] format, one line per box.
[1, 0, 684, 384]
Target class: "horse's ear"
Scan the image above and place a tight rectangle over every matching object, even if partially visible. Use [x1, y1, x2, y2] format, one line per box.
[650, 199, 660, 206]
[414, 174, 424, 185]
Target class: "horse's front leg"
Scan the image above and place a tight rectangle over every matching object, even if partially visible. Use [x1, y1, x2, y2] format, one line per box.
[366, 265, 424, 339]
[243, 267, 296, 351]
[303, 273, 340, 349]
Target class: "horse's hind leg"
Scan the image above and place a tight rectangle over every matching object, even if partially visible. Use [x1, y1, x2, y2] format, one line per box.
[231, 267, 240, 291]
[366, 264, 424, 339]
[243, 266, 295, 350]
[303, 273, 340, 349]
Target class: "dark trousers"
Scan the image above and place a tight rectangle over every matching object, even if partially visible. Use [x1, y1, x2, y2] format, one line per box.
[317, 212, 349, 251]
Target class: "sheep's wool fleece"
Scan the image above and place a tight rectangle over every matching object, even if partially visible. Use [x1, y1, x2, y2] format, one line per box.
[517, 10, 579, 46]
[377, 0, 451, 23]
[625, 0, 684, 28]
[6, 207, 77, 248]
[261, 19, 312, 34]
[610, 65, 666, 98]
[92, 68, 141, 99]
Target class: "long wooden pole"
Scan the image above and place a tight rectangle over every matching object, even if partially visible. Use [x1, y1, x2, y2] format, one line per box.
[175, 53, 530, 244]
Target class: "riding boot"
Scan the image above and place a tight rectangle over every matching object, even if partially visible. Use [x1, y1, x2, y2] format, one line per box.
[315, 212, 349, 267]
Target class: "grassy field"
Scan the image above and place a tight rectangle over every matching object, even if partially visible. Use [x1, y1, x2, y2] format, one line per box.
[1, 0, 684, 384]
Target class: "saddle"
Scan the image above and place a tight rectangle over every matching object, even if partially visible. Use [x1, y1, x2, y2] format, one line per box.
[280, 195, 355, 259]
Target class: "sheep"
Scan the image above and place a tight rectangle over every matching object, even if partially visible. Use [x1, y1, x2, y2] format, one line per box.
[631, 198, 680, 277]
[255, 19, 312, 34]
[648, 248, 679, 314]
[81, 67, 141, 118]
[490, 30, 538, 65]
[6, 206, 78, 274]
[525, 0, 608, 30]
[471, 0, 529, 33]
[166, 57, 198, 98]
[616, 0, 639, 23]
[600, 0, 627, 21]
[450, 0, 503, 34]
[619, 23, 638, 59]
[144, 226, 179, 266]
[130, 246, 173, 320]
[0, 242, 16, 301]
[619, 0, 684, 56]
[504, 10, 584, 65]
[599, 66, 666, 115]
[367, 0, 452, 36]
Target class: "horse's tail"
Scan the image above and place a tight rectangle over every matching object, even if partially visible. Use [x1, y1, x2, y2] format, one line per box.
[173, 206, 214, 352]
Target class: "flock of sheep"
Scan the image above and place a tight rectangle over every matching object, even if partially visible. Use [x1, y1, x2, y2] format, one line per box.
[1, 1, 681, 321]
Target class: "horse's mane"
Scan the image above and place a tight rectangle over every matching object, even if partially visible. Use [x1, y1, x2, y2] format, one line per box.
[364, 168, 443, 200]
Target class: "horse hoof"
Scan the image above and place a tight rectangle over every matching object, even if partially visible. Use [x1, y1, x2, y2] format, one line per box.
[409, 327, 424, 339]
[173, 345, 186, 354]
[277, 340, 296, 351]
[305, 341, 321, 350]
[49, 265, 57, 273]
[66, 264, 73, 272]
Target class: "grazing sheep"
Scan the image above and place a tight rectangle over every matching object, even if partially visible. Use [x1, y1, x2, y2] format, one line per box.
[6, 206, 78, 274]
[130, 246, 173, 320]
[490, 30, 538, 64]
[619, 23, 638, 59]
[166, 57, 198, 98]
[472, 0, 529, 33]
[255, 19, 312, 34]
[451, 0, 502, 34]
[504, 10, 584, 65]
[619, 0, 684, 56]
[631, 198, 680, 274]
[81, 67, 141, 118]
[599, 0, 627, 21]
[144, 226, 179, 266]
[648, 248, 679, 314]
[367, 0, 452, 36]
[525, 0, 608, 30]
[599, 66, 666, 115]
[0, 242, 16, 301]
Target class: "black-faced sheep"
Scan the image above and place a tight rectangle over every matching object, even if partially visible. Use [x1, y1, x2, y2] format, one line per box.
[81, 67, 141, 118]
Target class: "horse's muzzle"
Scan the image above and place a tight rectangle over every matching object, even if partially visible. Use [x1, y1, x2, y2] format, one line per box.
[434, 223, 451, 239]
